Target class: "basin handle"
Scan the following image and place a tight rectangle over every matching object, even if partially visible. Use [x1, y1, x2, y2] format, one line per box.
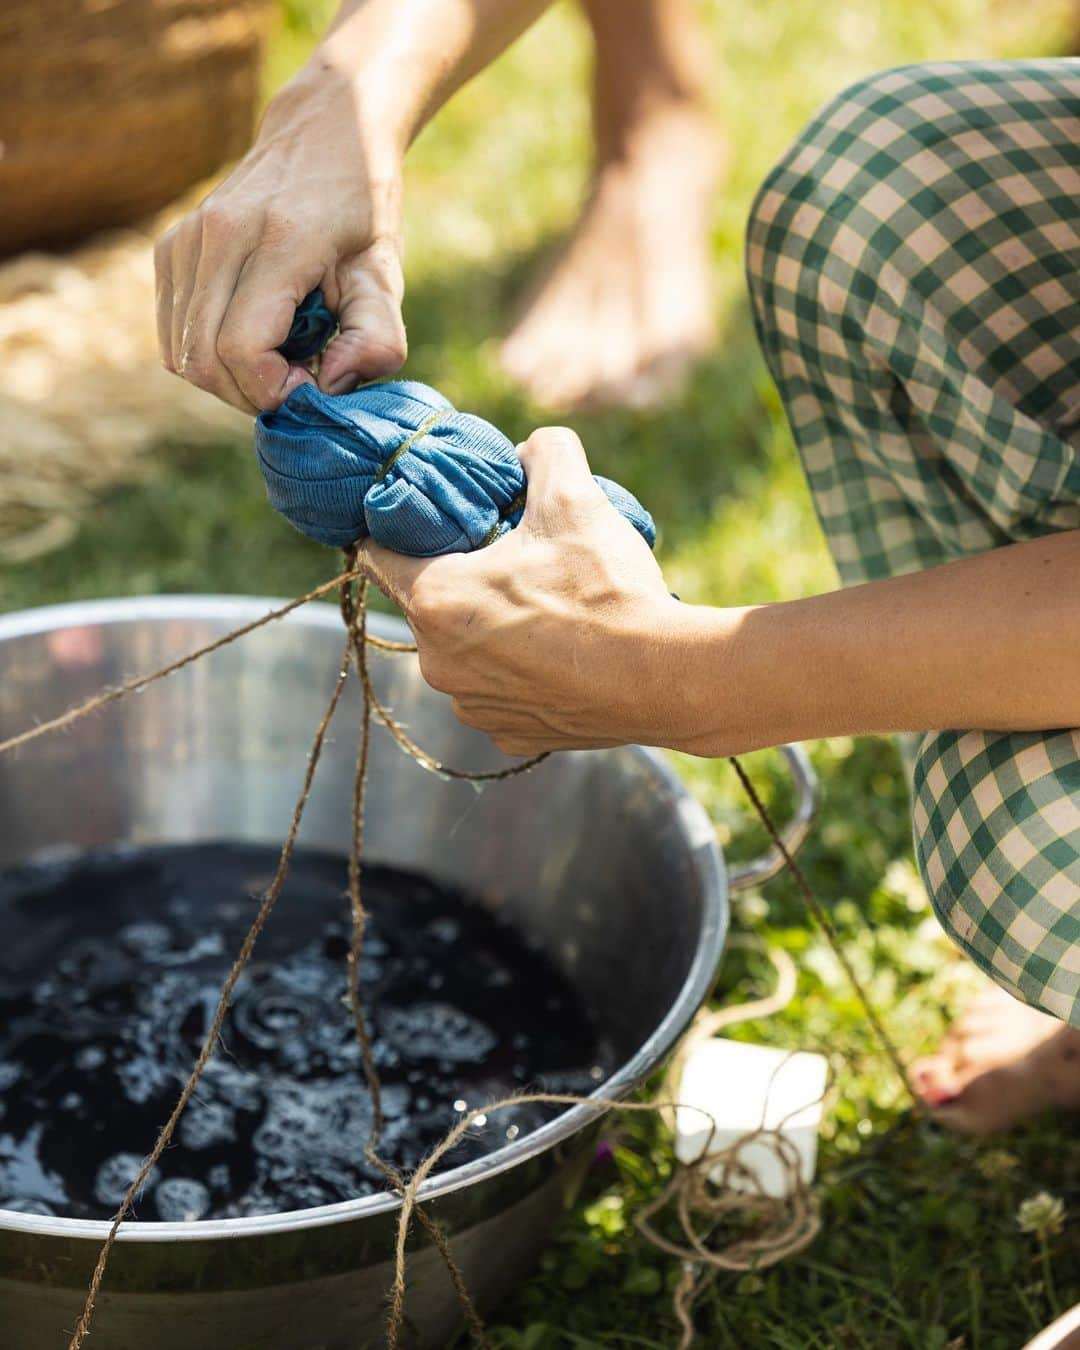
[727, 743, 818, 892]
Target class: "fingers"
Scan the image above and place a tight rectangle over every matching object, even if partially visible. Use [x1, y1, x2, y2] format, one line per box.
[155, 206, 325, 414]
[215, 242, 321, 410]
[358, 540, 429, 614]
[162, 212, 256, 413]
[156, 179, 408, 411]
[517, 426, 607, 536]
[168, 223, 204, 384]
[156, 224, 406, 412]
[154, 231, 175, 377]
[449, 698, 615, 756]
[318, 237, 408, 396]
[154, 211, 292, 415]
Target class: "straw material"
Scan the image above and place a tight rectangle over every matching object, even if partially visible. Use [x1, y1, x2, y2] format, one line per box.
[0, 0, 270, 255]
[0, 192, 249, 562]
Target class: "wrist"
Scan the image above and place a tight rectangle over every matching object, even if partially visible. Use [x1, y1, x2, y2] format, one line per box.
[654, 602, 751, 755]
[614, 596, 734, 752]
[261, 55, 412, 168]
[282, 2, 447, 159]
[654, 600, 819, 758]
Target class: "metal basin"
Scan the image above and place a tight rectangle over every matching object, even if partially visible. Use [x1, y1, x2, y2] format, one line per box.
[0, 596, 807, 1349]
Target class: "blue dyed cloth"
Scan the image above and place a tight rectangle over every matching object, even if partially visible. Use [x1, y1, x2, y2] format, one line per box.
[255, 379, 656, 556]
[277, 290, 336, 363]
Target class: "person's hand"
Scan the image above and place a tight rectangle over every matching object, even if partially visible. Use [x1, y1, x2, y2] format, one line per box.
[154, 70, 407, 415]
[360, 427, 693, 755]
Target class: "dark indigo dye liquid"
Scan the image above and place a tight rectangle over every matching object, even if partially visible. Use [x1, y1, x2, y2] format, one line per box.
[0, 844, 611, 1221]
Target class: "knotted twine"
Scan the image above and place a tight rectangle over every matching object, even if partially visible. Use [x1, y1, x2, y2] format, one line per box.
[256, 378, 655, 552]
[0, 353, 917, 1347]
[256, 289, 656, 557]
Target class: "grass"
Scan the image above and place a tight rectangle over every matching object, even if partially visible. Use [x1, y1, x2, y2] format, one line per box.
[4, 0, 1079, 1345]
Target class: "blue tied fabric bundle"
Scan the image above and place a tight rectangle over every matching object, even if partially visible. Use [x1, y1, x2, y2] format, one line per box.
[257, 302, 655, 554]
[258, 290, 654, 555]
[277, 290, 337, 363]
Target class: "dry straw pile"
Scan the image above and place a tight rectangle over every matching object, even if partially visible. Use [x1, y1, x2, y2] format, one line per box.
[0, 0, 269, 563]
[0, 212, 249, 562]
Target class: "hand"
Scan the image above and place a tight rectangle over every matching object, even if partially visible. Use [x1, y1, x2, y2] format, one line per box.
[360, 427, 688, 755]
[154, 69, 407, 414]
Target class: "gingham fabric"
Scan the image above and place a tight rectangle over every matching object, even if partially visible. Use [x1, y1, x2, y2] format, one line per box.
[746, 60, 1080, 1025]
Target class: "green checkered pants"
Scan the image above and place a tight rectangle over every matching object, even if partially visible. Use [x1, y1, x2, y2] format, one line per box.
[746, 60, 1080, 1026]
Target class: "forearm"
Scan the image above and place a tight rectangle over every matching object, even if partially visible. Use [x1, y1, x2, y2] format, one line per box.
[356, 433, 1080, 762]
[166, 0, 552, 409]
[671, 530, 1080, 756]
[276, 0, 554, 154]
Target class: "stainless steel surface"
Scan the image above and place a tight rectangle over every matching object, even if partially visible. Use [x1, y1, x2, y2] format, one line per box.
[0, 596, 731, 1350]
[727, 743, 818, 892]
[1023, 1303, 1080, 1350]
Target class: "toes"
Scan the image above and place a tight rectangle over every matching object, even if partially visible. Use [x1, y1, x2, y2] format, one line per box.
[912, 1047, 1070, 1136]
[499, 309, 560, 385]
[583, 350, 699, 414]
[929, 989, 1010, 1056]
[501, 274, 641, 413]
[910, 1054, 1006, 1135]
[502, 329, 627, 414]
[499, 309, 593, 410]
[516, 360, 596, 415]
[910, 1053, 962, 1109]
[922, 1065, 1034, 1136]
[910, 982, 1080, 1136]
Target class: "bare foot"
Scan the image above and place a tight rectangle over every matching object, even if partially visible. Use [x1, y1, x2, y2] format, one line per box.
[499, 102, 721, 413]
[911, 983, 1080, 1134]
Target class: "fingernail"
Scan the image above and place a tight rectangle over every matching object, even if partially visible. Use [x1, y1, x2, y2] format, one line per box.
[326, 374, 357, 397]
[279, 370, 314, 403]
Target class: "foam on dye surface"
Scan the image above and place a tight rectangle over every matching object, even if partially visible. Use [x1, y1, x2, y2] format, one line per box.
[0, 844, 612, 1221]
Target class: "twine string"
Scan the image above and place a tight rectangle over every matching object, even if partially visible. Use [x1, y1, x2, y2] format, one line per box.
[381, 954, 823, 1350]
[339, 557, 494, 1349]
[67, 633, 356, 1349]
[727, 759, 915, 1100]
[338, 567, 384, 1141]
[0, 568, 364, 758]
[0, 560, 913, 1349]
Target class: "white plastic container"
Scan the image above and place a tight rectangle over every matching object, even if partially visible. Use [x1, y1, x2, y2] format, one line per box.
[674, 1038, 828, 1198]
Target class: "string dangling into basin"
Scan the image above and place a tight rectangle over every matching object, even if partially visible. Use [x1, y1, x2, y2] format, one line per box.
[0, 560, 915, 1350]
[58, 560, 552, 1350]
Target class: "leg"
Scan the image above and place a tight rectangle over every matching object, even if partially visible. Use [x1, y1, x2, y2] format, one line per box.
[500, 0, 721, 411]
[747, 61, 1080, 584]
[908, 729, 1080, 1131]
[746, 60, 1080, 1130]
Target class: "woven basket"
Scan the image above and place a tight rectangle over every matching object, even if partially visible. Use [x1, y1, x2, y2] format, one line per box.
[0, 0, 271, 255]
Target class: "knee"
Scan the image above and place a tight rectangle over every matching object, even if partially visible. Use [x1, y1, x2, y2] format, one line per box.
[745, 63, 963, 320]
[912, 729, 1080, 1027]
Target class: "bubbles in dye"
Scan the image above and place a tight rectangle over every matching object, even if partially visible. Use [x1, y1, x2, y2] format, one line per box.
[380, 1003, 498, 1063]
[94, 1153, 157, 1208]
[179, 1100, 236, 1152]
[118, 921, 172, 956]
[6, 1196, 55, 1215]
[0, 845, 613, 1222]
[155, 1177, 211, 1222]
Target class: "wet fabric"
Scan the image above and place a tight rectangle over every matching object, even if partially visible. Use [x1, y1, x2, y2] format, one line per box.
[277, 289, 336, 364]
[747, 60, 1080, 1025]
[255, 379, 656, 554]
